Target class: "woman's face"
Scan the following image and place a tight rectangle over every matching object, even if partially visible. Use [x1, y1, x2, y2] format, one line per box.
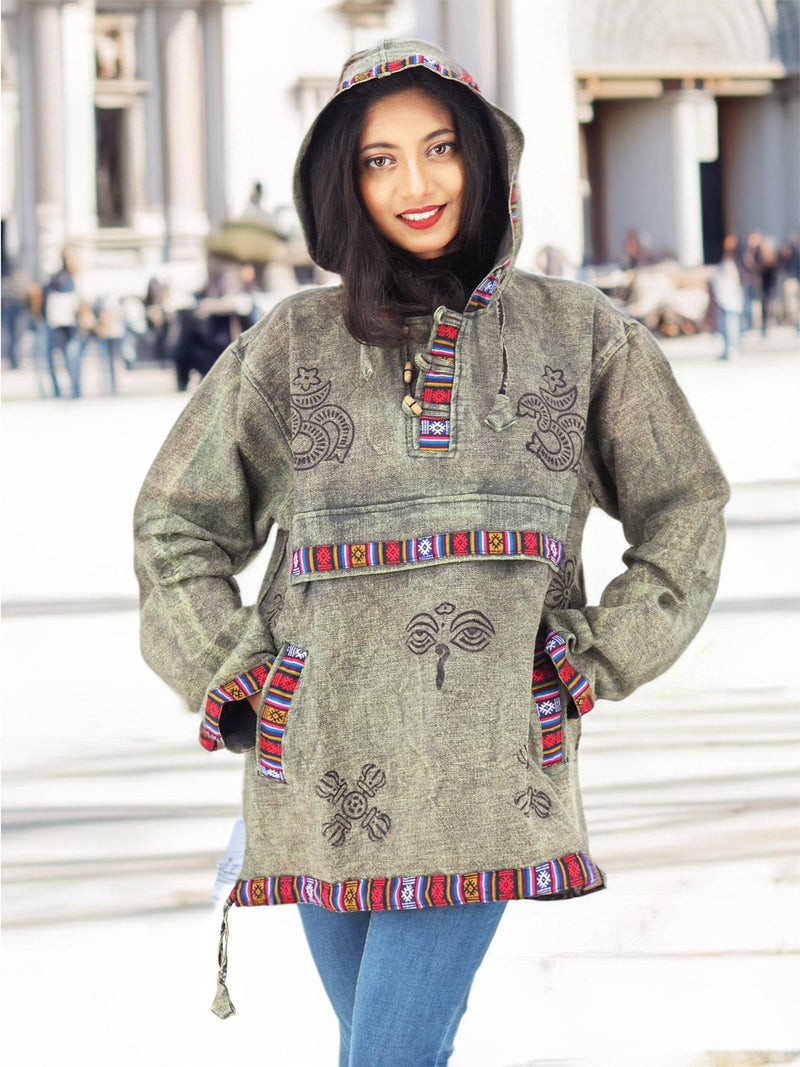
[357, 88, 464, 260]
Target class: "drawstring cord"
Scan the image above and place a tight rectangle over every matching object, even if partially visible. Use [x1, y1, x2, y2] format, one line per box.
[210, 894, 236, 1019]
[485, 294, 517, 432]
[359, 344, 374, 381]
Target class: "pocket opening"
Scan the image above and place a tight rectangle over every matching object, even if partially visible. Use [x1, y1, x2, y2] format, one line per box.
[258, 643, 308, 782]
[532, 646, 564, 770]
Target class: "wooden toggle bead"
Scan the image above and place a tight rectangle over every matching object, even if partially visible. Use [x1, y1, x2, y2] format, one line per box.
[402, 394, 423, 417]
[403, 361, 413, 385]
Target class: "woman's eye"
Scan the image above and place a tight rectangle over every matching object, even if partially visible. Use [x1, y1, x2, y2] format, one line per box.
[366, 155, 392, 170]
[430, 142, 456, 158]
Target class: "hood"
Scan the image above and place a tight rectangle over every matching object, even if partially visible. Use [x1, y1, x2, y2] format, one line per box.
[292, 38, 524, 312]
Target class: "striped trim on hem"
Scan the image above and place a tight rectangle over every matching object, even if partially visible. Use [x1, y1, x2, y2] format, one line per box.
[544, 631, 594, 715]
[200, 661, 273, 751]
[291, 529, 563, 578]
[232, 850, 601, 910]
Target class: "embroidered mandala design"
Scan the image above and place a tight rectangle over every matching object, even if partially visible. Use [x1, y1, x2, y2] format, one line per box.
[544, 557, 578, 610]
[517, 366, 586, 472]
[515, 787, 552, 819]
[316, 763, 392, 848]
[406, 601, 495, 691]
[290, 366, 355, 471]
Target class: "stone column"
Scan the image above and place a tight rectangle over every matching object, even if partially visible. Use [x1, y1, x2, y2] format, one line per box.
[158, 4, 208, 259]
[32, 1, 67, 273]
[506, 0, 583, 270]
[670, 90, 717, 268]
[61, 0, 97, 249]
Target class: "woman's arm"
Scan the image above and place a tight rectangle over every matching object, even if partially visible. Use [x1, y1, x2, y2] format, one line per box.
[544, 316, 729, 706]
[133, 333, 293, 745]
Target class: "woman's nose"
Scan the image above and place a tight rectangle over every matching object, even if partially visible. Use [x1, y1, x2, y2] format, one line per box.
[399, 159, 432, 199]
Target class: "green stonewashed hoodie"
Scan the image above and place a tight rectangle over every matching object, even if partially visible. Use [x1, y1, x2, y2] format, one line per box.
[134, 37, 728, 989]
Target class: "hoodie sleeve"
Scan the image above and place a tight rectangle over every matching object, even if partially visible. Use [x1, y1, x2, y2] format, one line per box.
[133, 333, 294, 750]
[543, 316, 729, 707]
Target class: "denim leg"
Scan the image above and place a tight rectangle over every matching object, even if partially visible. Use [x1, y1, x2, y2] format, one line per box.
[348, 901, 506, 1067]
[299, 905, 371, 1067]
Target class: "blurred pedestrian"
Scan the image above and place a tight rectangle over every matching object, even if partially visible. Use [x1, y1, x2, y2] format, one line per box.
[42, 248, 90, 398]
[710, 234, 745, 360]
[778, 232, 800, 331]
[740, 230, 763, 332]
[755, 236, 778, 337]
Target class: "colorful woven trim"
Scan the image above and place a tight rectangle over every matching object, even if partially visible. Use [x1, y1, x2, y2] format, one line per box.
[233, 850, 600, 910]
[259, 645, 308, 781]
[291, 529, 564, 578]
[419, 321, 459, 453]
[336, 54, 481, 97]
[466, 258, 511, 312]
[509, 175, 520, 241]
[532, 646, 564, 766]
[200, 661, 272, 751]
[544, 631, 594, 715]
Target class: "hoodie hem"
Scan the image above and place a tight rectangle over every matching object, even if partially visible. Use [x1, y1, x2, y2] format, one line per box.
[232, 849, 603, 910]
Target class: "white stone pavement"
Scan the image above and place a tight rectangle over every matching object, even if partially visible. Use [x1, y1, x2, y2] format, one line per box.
[2, 326, 799, 1066]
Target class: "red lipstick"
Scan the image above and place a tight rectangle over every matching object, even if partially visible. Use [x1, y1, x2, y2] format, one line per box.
[397, 205, 446, 230]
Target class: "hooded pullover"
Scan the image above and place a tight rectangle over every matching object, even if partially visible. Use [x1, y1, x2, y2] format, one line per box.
[135, 40, 728, 925]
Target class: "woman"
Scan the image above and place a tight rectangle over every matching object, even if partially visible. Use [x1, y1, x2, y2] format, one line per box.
[134, 39, 728, 1066]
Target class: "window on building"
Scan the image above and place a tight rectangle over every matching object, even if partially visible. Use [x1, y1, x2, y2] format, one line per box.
[93, 12, 144, 229]
[95, 107, 127, 226]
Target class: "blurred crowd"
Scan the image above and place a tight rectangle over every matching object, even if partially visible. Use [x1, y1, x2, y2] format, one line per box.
[3, 218, 798, 397]
[0, 248, 276, 398]
[0, 184, 323, 397]
[544, 227, 800, 357]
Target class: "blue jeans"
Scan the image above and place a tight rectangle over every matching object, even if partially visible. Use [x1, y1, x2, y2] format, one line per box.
[299, 901, 507, 1067]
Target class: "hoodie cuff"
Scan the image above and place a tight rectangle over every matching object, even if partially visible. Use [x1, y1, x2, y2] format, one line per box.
[200, 659, 274, 751]
[544, 630, 595, 715]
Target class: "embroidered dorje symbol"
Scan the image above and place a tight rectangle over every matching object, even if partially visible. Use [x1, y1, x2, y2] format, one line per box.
[406, 601, 495, 691]
[515, 786, 552, 819]
[290, 366, 355, 471]
[517, 366, 586, 473]
[316, 763, 392, 848]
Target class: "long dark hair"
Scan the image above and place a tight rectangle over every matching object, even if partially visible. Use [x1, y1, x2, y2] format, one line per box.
[300, 68, 509, 347]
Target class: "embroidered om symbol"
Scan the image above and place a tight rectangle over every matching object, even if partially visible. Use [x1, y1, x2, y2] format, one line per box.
[517, 366, 586, 473]
[405, 601, 495, 691]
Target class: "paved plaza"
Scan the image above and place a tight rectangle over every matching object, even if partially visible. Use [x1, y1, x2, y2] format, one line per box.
[2, 325, 799, 1066]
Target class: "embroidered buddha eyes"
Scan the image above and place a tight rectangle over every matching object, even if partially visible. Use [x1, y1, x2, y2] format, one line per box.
[406, 601, 495, 690]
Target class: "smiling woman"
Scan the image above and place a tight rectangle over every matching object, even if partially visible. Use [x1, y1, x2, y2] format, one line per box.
[298, 63, 509, 347]
[357, 89, 465, 260]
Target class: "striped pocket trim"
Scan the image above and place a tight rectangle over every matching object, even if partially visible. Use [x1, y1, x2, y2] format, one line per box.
[532, 647, 564, 767]
[258, 645, 308, 781]
[200, 661, 273, 751]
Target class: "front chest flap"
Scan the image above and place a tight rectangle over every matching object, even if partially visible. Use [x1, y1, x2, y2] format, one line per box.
[285, 303, 592, 509]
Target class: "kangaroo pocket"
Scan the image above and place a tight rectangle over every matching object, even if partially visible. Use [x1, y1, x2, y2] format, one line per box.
[257, 643, 309, 782]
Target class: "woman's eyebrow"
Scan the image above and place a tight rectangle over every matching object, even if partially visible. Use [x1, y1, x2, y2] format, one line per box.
[359, 128, 456, 153]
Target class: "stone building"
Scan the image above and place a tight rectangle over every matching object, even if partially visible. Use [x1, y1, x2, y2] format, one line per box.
[2, 0, 798, 292]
